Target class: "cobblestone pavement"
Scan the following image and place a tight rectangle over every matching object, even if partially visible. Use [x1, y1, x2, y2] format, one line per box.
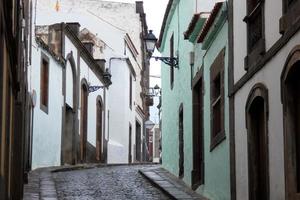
[52, 165, 171, 200]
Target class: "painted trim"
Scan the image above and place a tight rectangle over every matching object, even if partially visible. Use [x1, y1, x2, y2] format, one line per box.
[227, 0, 236, 199]
[157, 0, 174, 49]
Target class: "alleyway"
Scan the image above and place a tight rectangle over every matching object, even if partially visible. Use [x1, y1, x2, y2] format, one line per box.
[24, 165, 171, 200]
[53, 165, 170, 200]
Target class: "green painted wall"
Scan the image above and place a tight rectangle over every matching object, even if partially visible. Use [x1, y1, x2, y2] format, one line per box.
[160, 1, 230, 200]
[160, 0, 194, 186]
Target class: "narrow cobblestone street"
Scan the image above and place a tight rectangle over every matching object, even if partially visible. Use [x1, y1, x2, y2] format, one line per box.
[52, 165, 170, 200]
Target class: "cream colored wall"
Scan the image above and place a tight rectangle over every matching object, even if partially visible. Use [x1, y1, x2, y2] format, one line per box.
[234, 30, 300, 200]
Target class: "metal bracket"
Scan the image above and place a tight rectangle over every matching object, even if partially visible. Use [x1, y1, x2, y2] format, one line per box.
[88, 85, 106, 93]
[152, 56, 179, 68]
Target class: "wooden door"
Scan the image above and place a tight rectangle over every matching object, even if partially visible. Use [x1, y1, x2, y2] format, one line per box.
[135, 121, 141, 162]
[96, 100, 103, 162]
[179, 105, 184, 178]
[192, 77, 204, 188]
[129, 124, 132, 163]
[283, 61, 300, 199]
[80, 84, 88, 163]
[247, 96, 269, 200]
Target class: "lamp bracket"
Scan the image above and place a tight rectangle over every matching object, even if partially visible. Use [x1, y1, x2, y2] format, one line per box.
[152, 56, 179, 68]
[88, 85, 106, 93]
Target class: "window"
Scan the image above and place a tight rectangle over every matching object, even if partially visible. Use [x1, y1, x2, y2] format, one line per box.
[210, 49, 225, 151]
[129, 74, 132, 109]
[280, 0, 300, 34]
[40, 53, 49, 113]
[170, 34, 174, 89]
[244, 0, 265, 70]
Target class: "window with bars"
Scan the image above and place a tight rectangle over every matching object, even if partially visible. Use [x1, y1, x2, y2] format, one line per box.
[245, 0, 264, 52]
[40, 53, 49, 114]
[210, 49, 225, 151]
[244, 0, 265, 70]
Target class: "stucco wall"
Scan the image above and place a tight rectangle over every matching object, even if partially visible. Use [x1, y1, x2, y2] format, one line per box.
[234, 30, 300, 200]
[107, 58, 137, 163]
[193, 22, 230, 200]
[78, 57, 104, 147]
[30, 45, 63, 169]
[160, 1, 230, 199]
[233, 0, 283, 83]
[160, 0, 194, 188]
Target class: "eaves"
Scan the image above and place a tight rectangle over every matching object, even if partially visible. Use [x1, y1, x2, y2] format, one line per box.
[157, 0, 179, 51]
[197, 2, 227, 50]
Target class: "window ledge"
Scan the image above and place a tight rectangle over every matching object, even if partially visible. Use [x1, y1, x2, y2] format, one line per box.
[210, 130, 226, 152]
[40, 104, 48, 114]
[245, 38, 266, 70]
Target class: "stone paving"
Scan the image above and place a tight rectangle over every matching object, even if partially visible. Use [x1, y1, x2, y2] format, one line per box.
[52, 165, 170, 200]
[139, 168, 207, 200]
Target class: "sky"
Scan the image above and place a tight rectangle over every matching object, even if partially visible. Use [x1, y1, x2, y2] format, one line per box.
[105, 0, 169, 124]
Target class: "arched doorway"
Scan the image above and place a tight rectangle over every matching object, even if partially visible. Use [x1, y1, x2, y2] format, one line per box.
[281, 46, 300, 199]
[62, 54, 77, 165]
[80, 80, 88, 163]
[96, 96, 103, 162]
[246, 83, 269, 200]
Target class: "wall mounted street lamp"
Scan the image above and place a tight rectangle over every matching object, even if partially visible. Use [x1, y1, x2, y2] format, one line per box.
[144, 30, 179, 68]
[88, 69, 112, 93]
[146, 84, 161, 97]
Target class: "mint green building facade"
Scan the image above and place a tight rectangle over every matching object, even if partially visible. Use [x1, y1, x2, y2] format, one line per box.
[158, 1, 231, 199]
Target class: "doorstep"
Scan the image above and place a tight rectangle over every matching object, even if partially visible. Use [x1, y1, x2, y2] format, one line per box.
[23, 169, 58, 200]
[139, 167, 208, 200]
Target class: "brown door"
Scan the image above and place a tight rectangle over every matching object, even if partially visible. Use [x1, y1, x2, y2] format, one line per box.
[96, 100, 102, 162]
[129, 124, 132, 163]
[283, 61, 300, 199]
[179, 105, 184, 178]
[135, 121, 141, 162]
[192, 77, 204, 188]
[247, 96, 269, 200]
[80, 84, 88, 163]
[62, 105, 74, 164]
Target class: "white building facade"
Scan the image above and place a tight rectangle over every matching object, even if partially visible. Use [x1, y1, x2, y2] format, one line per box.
[29, 0, 150, 168]
[230, 0, 300, 199]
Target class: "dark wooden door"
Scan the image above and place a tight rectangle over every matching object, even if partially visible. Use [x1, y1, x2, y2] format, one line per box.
[129, 125, 132, 163]
[283, 62, 300, 199]
[192, 77, 204, 188]
[248, 97, 269, 200]
[80, 85, 88, 163]
[135, 121, 141, 162]
[179, 105, 184, 178]
[96, 100, 102, 162]
[62, 105, 74, 165]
